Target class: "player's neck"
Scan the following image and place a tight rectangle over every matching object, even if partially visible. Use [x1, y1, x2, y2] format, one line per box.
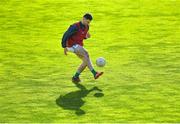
[80, 21, 85, 26]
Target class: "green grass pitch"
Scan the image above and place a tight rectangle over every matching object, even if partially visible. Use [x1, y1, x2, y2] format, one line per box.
[0, 0, 180, 123]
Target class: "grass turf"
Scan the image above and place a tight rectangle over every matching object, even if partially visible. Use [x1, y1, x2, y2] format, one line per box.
[0, 0, 180, 122]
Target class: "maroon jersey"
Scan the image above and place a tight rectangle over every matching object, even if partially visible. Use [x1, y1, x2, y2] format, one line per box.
[67, 22, 89, 47]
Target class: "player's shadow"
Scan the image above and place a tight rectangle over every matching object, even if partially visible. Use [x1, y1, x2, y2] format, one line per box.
[56, 82, 104, 116]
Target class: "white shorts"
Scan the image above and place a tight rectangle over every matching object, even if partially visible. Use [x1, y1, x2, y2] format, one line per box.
[67, 44, 80, 53]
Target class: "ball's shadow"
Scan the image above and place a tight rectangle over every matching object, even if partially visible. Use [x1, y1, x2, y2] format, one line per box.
[56, 82, 104, 116]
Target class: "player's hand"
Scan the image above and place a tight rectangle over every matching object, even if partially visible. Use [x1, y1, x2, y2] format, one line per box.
[86, 32, 90, 39]
[64, 48, 68, 55]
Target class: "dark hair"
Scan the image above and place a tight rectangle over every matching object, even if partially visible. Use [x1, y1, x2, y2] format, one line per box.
[83, 13, 93, 20]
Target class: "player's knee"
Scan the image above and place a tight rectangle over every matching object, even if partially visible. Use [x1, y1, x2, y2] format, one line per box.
[84, 51, 89, 58]
[84, 54, 89, 60]
[81, 52, 88, 58]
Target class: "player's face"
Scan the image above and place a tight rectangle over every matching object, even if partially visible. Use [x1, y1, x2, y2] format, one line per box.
[82, 18, 91, 26]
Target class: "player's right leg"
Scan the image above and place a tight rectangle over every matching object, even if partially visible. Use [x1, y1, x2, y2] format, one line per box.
[72, 53, 87, 83]
[76, 53, 87, 74]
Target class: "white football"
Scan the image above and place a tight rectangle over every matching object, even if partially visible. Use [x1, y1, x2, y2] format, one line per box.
[96, 57, 106, 67]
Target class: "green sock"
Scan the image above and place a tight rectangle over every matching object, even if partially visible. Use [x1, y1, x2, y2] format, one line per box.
[74, 72, 80, 78]
[91, 69, 97, 77]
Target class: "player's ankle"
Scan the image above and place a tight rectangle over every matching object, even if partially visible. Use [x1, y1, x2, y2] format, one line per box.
[91, 69, 97, 76]
[74, 72, 80, 78]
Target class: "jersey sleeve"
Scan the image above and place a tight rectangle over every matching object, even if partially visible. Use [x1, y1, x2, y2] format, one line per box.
[61, 25, 78, 48]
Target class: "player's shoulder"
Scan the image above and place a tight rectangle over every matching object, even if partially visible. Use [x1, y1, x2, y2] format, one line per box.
[72, 21, 80, 26]
[69, 22, 79, 30]
[69, 22, 79, 29]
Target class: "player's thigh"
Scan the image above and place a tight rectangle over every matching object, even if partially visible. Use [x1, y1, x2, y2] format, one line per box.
[75, 45, 89, 58]
[75, 52, 84, 60]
